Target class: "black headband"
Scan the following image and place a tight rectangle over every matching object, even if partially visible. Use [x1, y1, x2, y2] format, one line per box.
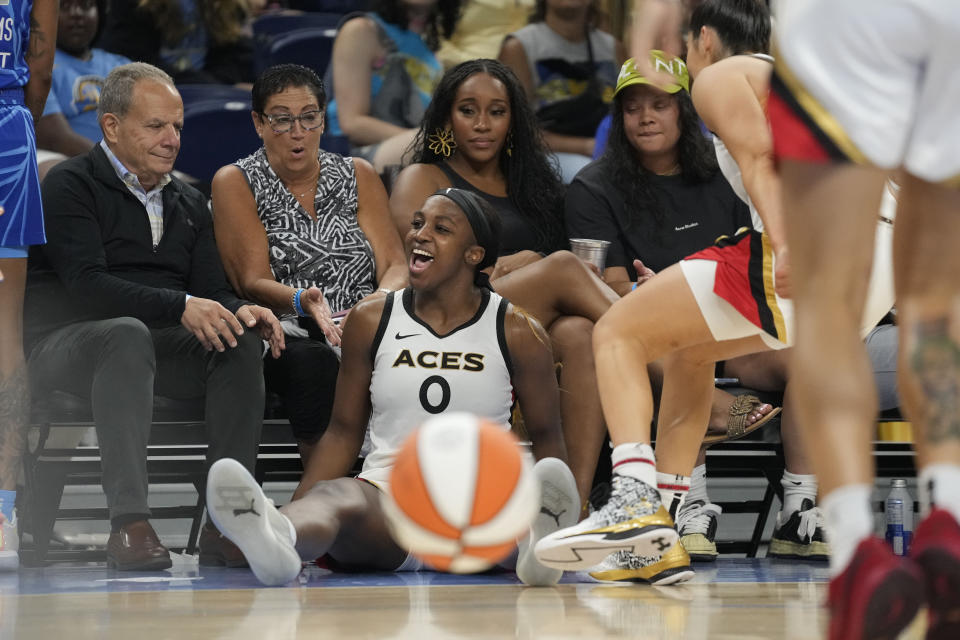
[433, 188, 499, 271]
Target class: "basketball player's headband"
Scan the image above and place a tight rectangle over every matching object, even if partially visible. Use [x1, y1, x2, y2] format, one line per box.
[433, 188, 500, 272]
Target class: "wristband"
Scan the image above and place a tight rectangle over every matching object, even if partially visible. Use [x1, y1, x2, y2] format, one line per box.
[292, 288, 307, 317]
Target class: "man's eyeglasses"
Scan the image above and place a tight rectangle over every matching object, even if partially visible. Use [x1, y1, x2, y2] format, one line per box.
[260, 110, 324, 134]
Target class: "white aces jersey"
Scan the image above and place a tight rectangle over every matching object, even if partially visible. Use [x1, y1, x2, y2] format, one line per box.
[357, 288, 515, 486]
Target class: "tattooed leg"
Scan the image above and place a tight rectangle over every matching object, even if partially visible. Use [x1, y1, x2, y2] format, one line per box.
[909, 318, 960, 445]
[892, 174, 960, 469]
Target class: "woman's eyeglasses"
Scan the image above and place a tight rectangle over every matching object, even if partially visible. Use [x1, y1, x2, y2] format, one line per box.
[261, 111, 324, 134]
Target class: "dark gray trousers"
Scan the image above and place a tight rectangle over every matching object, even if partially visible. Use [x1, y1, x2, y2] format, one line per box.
[28, 317, 264, 519]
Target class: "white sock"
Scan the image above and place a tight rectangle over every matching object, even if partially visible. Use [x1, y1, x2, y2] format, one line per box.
[781, 470, 818, 515]
[687, 464, 709, 505]
[611, 442, 657, 488]
[918, 463, 960, 523]
[821, 484, 874, 577]
[656, 472, 690, 520]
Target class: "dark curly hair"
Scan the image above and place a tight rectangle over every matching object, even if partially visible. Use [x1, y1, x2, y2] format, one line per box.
[602, 87, 718, 238]
[410, 59, 566, 254]
[373, 0, 464, 51]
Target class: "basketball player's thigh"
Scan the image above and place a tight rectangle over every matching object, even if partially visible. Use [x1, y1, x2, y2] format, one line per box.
[327, 480, 407, 570]
[598, 263, 715, 361]
[780, 161, 885, 311]
[892, 176, 960, 301]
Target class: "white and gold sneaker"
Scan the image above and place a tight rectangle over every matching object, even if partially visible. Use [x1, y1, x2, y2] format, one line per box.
[535, 474, 678, 571]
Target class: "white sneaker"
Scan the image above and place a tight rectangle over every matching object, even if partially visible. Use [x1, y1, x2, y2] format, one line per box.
[535, 474, 677, 571]
[516, 457, 579, 586]
[206, 458, 302, 586]
[0, 508, 18, 571]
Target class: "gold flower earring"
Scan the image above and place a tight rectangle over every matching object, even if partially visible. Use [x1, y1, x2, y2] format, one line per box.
[427, 128, 457, 158]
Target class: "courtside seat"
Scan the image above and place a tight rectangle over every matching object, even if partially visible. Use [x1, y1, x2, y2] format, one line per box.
[21, 391, 301, 566]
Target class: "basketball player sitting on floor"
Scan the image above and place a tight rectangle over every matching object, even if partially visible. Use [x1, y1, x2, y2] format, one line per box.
[205, 188, 579, 586]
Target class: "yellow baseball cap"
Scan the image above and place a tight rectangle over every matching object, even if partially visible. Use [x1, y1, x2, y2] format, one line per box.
[614, 50, 690, 97]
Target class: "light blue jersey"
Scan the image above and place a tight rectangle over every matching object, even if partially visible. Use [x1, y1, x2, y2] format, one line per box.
[43, 48, 131, 142]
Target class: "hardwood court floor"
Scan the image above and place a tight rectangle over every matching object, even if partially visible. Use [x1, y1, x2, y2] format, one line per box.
[1, 559, 928, 639]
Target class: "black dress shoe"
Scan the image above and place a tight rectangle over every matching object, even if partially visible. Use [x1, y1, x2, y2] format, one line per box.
[198, 522, 249, 568]
[107, 520, 173, 571]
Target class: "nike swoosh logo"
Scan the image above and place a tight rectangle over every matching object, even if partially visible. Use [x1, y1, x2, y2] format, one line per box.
[395, 332, 420, 340]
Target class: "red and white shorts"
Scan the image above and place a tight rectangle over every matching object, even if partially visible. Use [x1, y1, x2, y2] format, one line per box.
[769, 0, 960, 188]
[679, 184, 897, 349]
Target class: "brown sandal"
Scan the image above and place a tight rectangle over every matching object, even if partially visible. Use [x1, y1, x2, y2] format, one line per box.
[702, 395, 782, 445]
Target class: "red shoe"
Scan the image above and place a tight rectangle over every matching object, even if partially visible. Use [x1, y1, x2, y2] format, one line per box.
[827, 537, 924, 640]
[912, 509, 960, 640]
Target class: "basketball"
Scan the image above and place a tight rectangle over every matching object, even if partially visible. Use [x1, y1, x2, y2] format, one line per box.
[381, 412, 540, 573]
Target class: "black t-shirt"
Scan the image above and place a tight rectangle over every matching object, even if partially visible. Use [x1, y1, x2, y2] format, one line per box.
[436, 163, 551, 255]
[565, 158, 751, 279]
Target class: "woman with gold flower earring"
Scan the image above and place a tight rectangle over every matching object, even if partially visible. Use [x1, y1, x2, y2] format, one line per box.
[426, 127, 457, 158]
[389, 58, 618, 510]
[326, 0, 464, 173]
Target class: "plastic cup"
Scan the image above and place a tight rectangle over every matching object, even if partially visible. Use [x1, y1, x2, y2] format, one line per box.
[569, 238, 611, 271]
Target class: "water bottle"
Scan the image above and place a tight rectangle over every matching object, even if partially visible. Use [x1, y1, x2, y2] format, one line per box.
[885, 478, 914, 556]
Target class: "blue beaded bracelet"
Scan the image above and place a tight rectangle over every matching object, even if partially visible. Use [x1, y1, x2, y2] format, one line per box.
[293, 288, 307, 316]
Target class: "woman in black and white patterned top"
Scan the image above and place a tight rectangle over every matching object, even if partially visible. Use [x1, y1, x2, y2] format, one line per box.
[211, 64, 407, 464]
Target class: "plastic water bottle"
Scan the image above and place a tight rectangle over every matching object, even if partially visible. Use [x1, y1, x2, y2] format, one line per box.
[885, 478, 914, 556]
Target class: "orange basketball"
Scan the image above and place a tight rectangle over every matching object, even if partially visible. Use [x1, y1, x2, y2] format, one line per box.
[381, 412, 539, 573]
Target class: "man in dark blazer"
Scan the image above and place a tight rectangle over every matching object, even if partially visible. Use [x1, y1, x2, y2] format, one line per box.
[25, 62, 284, 571]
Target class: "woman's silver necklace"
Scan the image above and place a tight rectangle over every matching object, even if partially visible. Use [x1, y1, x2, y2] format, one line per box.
[289, 163, 320, 199]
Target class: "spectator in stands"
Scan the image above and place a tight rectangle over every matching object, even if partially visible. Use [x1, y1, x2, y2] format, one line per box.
[98, 0, 256, 85]
[0, 0, 57, 573]
[211, 64, 408, 467]
[390, 59, 567, 275]
[24, 63, 284, 572]
[35, 0, 130, 180]
[437, 0, 534, 69]
[325, 0, 462, 172]
[565, 52, 751, 295]
[499, 0, 625, 182]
